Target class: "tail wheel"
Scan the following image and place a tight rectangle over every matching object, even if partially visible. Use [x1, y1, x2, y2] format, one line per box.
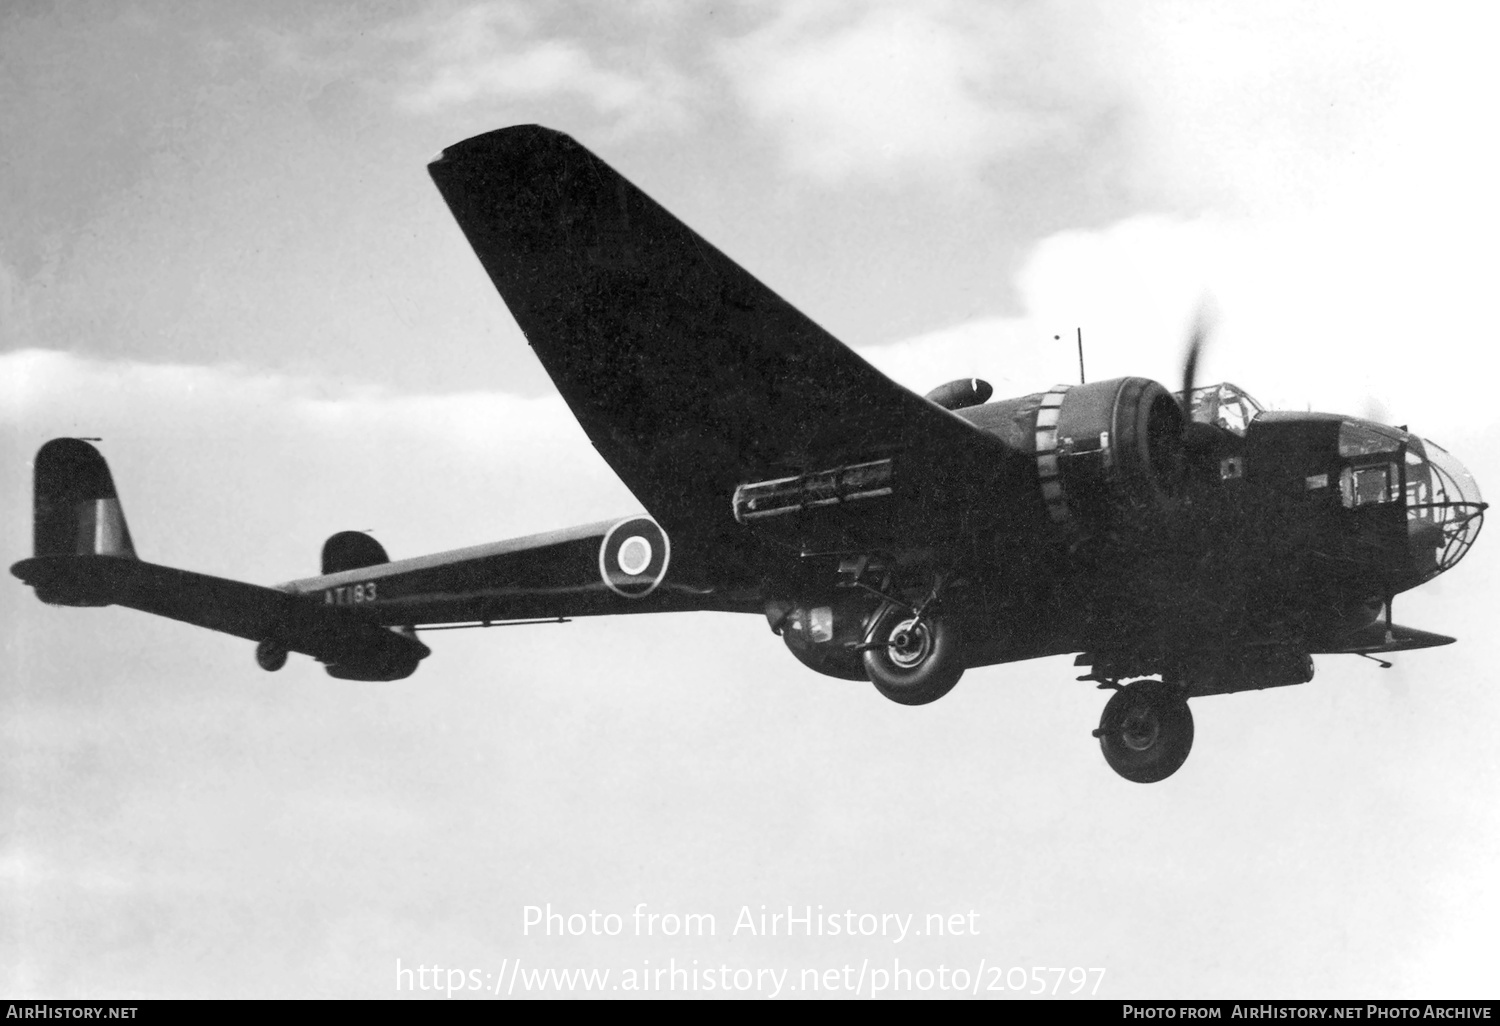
[255, 640, 288, 673]
[862, 604, 963, 706]
[1095, 680, 1193, 782]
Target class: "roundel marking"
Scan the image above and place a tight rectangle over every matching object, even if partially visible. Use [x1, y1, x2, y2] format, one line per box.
[616, 536, 652, 576]
[599, 517, 670, 598]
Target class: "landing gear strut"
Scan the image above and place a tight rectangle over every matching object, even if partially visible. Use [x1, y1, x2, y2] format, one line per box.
[862, 601, 963, 706]
[1094, 679, 1193, 782]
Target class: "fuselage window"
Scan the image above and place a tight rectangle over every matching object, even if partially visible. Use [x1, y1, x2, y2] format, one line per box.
[1341, 463, 1398, 507]
[1405, 449, 1431, 507]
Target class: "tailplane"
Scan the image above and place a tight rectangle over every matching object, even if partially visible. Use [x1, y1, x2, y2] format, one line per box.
[13, 437, 429, 679]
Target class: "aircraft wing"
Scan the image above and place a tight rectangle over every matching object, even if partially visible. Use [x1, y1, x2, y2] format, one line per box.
[428, 126, 1032, 554]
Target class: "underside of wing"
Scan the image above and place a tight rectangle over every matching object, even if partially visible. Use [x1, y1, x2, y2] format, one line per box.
[428, 126, 1031, 556]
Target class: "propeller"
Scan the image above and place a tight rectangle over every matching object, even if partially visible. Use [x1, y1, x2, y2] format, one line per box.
[1176, 306, 1222, 478]
[1178, 306, 1213, 427]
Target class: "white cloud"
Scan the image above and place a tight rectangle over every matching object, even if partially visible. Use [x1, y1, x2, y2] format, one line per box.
[1, 350, 635, 579]
[839, 0, 1500, 441]
[392, 2, 691, 136]
[1066, 0, 1403, 215]
[711, 0, 1493, 227]
[861, 201, 1500, 443]
[717, 1, 1106, 187]
[403, 37, 642, 115]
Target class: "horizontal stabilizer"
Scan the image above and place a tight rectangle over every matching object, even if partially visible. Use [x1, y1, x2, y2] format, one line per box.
[12, 553, 428, 678]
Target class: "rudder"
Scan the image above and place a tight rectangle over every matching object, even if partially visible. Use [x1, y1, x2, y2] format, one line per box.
[33, 439, 137, 560]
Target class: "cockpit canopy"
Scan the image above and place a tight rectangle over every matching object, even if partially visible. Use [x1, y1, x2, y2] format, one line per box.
[1179, 382, 1264, 436]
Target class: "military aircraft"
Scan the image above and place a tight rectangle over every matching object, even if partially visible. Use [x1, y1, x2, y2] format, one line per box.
[12, 126, 1487, 783]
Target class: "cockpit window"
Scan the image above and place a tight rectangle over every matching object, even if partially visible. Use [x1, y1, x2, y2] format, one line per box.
[1181, 382, 1264, 437]
[1340, 463, 1398, 507]
[1339, 419, 1404, 458]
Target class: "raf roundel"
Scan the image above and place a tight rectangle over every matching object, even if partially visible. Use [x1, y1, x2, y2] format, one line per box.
[599, 517, 670, 598]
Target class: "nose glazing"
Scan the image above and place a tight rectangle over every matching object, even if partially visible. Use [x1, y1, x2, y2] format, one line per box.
[1405, 437, 1485, 582]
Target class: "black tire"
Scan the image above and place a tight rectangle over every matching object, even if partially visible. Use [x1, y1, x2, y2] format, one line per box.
[1097, 680, 1193, 783]
[255, 640, 288, 673]
[862, 604, 963, 706]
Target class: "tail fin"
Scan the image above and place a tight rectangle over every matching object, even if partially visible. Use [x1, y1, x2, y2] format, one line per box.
[33, 439, 137, 560]
[321, 530, 389, 575]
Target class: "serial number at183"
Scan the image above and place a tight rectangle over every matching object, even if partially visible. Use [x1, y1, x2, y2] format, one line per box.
[324, 582, 377, 605]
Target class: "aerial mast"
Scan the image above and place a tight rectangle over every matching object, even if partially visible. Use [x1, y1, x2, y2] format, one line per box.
[1056, 329, 1086, 384]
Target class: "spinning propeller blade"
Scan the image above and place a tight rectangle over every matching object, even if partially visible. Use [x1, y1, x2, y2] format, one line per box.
[1180, 317, 1206, 425]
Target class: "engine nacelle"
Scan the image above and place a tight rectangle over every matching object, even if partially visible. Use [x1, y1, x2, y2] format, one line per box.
[324, 651, 423, 682]
[925, 377, 993, 411]
[321, 627, 429, 682]
[1033, 377, 1185, 529]
[766, 596, 873, 681]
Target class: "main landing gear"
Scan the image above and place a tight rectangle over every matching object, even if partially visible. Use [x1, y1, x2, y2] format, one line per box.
[862, 596, 964, 706]
[1092, 679, 1194, 783]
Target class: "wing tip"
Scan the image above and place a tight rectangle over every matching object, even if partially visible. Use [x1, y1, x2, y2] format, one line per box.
[428, 124, 573, 172]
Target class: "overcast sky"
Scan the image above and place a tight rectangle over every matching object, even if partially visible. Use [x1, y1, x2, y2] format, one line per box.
[4, 0, 1499, 999]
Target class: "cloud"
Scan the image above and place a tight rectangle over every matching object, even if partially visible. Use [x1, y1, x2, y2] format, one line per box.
[709, 0, 1439, 214]
[403, 37, 643, 115]
[391, 2, 691, 136]
[1, 350, 636, 579]
[717, 1, 1109, 187]
[0, 254, 29, 349]
[857, 200, 1500, 444]
[819, 0, 1500, 439]
[1068, 0, 1406, 215]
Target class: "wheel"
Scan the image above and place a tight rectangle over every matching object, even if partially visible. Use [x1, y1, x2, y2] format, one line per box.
[255, 639, 288, 672]
[1096, 680, 1193, 783]
[862, 604, 963, 706]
